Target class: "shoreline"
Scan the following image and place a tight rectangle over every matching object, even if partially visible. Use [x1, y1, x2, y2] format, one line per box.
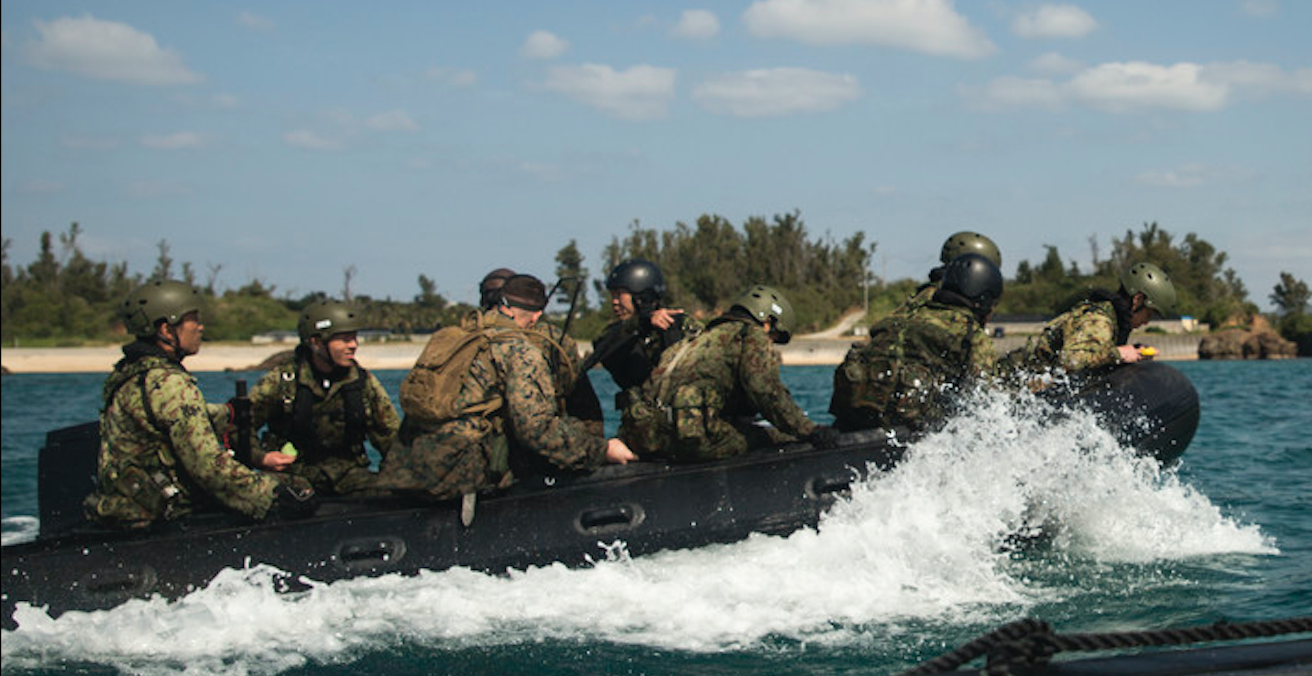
[1, 334, 1202, 374]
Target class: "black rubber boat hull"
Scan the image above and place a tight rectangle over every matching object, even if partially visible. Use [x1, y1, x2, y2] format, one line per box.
[1, 362, 1198, 629]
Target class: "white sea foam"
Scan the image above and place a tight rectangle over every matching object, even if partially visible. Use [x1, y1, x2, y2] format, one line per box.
[1, 388, 1276, 674]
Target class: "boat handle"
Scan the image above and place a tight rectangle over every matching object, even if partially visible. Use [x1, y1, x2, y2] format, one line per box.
[576, 504, 645, 534]
[806, 474, 853, 500]
[333, 537, 407, 571]
[81, 566, 157, 597]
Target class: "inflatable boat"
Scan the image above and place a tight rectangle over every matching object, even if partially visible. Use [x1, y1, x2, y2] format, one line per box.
[1, 362, 1199, 629]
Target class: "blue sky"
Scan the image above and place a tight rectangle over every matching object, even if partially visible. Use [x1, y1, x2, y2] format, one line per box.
[2, 1, 1309, 311]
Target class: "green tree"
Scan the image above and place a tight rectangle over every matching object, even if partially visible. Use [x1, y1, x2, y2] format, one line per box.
[554, 239, 589, 310]
[1270, 272, 1310, 315]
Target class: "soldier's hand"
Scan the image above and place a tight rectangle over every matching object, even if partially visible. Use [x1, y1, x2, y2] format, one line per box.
[1117, 345, 1142, 363]
[806, 425, 842, 450]
[260, 451, 297, 471]
[605, 438, 638, 465]
[648, 308, 684, 331]
[269, 482, 318, 520]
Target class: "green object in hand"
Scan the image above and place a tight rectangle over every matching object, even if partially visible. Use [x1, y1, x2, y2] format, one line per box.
[281, 441, 299, 459]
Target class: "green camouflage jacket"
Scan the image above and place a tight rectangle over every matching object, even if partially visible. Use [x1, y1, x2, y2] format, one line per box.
[380, 310, 607, 499]
[592, 313, 705, 412]
[85, 342, 281, 528]
[890, 280, 939, 317]
[247, 353, 399, 494]
[622, 315, 816, 462]
[1003, 299, 1122, 375]
[831, 298, 996, 432]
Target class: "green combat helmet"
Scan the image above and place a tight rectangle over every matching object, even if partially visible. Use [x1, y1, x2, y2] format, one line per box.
[731, 285, 796, 344]
[298, 301, 366, 343]
[1120, 263, 1177, 316]
[121, 280, 203, 338]
[940, 231, 1002, 268]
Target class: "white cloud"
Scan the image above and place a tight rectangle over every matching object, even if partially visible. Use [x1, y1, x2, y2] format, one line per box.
[1012, 4, 1098, 38]
[237, 11, 274, 31]
[1029, 52, 1083, 75]
[673, 10, 720, 40]
[1135, 163, 1253, 188]
[965, 60, 1309, 113]
[521, 30, 569, 60]
[284, 129, 342, 150]
[366, 110, 419, 132]
[743, 0, 995, 59]
[426, 66, 478, 87]
[24, 15, 203, 86]
[141, 131, 207, 149]
[1239, 0, 1279, 18]
[543, 64, 676, 121]
[693, 67, 861, 117]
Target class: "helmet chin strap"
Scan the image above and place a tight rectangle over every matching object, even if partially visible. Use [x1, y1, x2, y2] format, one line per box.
[157, 323, 184, 362]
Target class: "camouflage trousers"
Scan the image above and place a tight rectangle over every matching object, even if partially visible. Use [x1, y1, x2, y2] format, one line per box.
[84, 469, 308, 530]
[376, 431, 510, 500]
[621, 392, 782, 463]
[284, 456, 382, 497]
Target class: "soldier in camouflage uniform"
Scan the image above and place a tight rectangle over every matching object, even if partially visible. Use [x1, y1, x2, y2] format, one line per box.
[84, 280, 315, 530]
[246, 300, 400, 495]
[1000, 262, 1177, 377]
[478, 266, 604, 437]
[586, 259, 703, 417]
[831, 254, 1003, 433]
[379, 274, 636, 500]
[894, 231, 1002, 317]
[621, 285, 837, 462]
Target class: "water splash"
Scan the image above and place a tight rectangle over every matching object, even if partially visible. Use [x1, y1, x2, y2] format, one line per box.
[2, 387, 1275, 674]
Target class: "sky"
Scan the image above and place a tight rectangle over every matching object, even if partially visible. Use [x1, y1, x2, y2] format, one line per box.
[2, 1, 1309, 311]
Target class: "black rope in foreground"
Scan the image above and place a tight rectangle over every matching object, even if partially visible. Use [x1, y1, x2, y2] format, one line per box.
[890, 616, 1312, 676]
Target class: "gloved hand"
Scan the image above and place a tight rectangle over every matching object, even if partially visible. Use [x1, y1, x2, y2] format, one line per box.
[806, 425, 842, 450]
[269, 481, 318, 520]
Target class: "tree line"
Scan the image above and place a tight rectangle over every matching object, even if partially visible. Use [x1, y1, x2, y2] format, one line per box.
[3, 218, 1308, 350]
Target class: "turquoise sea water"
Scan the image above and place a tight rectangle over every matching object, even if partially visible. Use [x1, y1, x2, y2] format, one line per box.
[2, 360, 1310, 675]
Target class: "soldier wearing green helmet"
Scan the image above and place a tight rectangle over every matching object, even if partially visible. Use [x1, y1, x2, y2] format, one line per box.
[85, 280, 315, 530]
[245, 299, 400, 495]
[619, 285, 839, 462]
[1001, 262, 1177, 378]
[894, 231, 1003, 317]
[832, 254, 1004, 434]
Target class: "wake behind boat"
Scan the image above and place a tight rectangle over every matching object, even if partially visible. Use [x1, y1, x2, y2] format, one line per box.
[2, 362, 1199, 630]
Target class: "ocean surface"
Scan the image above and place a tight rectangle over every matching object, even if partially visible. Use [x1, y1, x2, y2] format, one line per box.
[2, 360, 1310, 675]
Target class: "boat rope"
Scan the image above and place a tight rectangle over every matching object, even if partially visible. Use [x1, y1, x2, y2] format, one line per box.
[890, 616, 1312, 676]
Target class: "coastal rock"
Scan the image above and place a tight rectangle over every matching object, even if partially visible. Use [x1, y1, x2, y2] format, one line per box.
[1197, 322, 1297, 360]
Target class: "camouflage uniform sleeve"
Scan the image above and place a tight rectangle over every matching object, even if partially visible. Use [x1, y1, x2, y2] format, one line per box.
[245, 366, 288, 456]
[969, 328, 999, 376]
[737, 330, 817, 438]
[495, 338, 608, 470]
[1059, 308, 1120, 371]
[364, 371, 400, 456]
[146, 368, 280, 518]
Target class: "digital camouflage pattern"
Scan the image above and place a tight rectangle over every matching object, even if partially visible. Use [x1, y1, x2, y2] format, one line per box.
[830, 299, 996, 432]
[378, 310, 608, 499]
[85, 342, 284, 529]
[1000, 299, 1122, 375]
[621, 316, 816, 462]
[247, 354, 400, 495]
[890, 281, 939, 317]
[592, 313, 704, 411]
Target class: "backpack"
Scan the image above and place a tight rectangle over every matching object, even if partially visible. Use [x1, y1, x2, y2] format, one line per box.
[400, 322, 502, 426]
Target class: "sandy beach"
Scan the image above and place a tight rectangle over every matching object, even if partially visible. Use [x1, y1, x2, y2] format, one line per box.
[0, 333, 1200, 374]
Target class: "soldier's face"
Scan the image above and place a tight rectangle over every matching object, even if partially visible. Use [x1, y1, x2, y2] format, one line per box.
[1130, 294, 1155, 329]
[324, 332, 358, 368]
[610, 290, 636, 320]
[171, 312, 204, 356]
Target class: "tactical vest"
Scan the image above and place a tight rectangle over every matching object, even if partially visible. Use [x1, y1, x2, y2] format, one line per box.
[830, 303, 978, 426]
[268, 359, 369, 464]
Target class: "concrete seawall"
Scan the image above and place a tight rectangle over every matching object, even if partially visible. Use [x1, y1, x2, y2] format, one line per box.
[2, 333, 1203, 374]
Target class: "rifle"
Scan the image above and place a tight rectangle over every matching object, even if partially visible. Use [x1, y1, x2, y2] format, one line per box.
[232, 379, 253, 467]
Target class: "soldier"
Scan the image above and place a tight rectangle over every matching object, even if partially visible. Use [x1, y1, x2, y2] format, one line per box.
[586, 258, 702, 416]
[1001, 262, 1177, 376]
[379, 274, 635, 501]
[621, 285, 837, 462]
[477, 266, 604, 437]
[895, 231, 1002, 316]
[831, 254, 1003, 433]
[84, 280, 315, 530]
[245, 300, 400, 495]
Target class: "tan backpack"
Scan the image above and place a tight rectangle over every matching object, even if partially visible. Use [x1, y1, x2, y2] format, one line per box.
[400, 320, 502, 425]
